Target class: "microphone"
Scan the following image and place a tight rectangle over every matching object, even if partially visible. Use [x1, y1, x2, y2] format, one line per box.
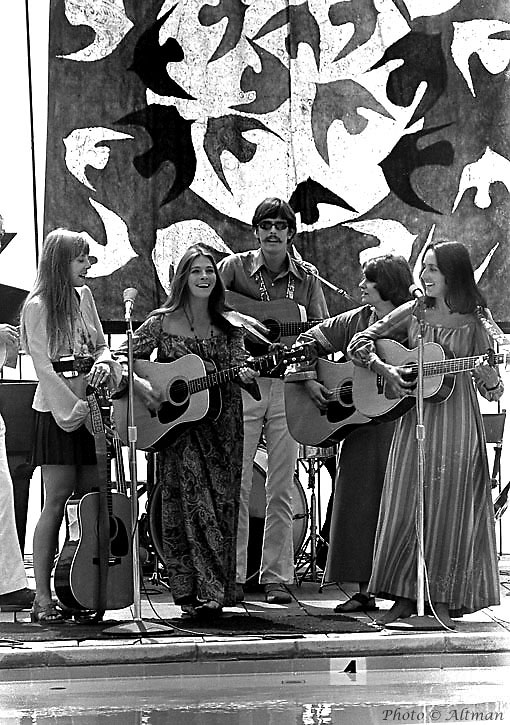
[123, 287, 138, 320]
[409, 283, 424, 299]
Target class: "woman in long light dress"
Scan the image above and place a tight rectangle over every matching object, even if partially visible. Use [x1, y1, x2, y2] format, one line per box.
[348, 241, 502, 628]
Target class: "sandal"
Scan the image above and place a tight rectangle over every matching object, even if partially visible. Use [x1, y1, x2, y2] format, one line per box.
[334, 592, 378, 613]
[30, 600, 65, 624]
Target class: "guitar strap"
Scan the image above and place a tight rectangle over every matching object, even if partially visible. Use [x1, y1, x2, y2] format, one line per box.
[476, 307, 510, 349]
[255, 270, 295, 301]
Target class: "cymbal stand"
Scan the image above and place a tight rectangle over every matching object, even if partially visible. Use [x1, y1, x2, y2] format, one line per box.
[294, 454, 327, 584]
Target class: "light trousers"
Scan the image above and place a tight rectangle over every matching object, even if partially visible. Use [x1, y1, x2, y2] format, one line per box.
[237, 378, 298, 584]
[0, 413, 28, 595]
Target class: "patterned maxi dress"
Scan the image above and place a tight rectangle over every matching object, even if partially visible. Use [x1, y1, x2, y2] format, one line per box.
[126, 314, 246, 608]
[348, 301, 501, 615]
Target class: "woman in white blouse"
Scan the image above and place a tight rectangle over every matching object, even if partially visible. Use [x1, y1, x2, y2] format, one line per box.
[20, 229, 120, 623]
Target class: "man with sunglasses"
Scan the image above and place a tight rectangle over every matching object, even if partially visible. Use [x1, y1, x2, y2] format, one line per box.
[218, 198, 328, 604]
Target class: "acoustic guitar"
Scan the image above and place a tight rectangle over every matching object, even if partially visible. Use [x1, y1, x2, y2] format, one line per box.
[225, 291, 323, 349]
[285, 357, 372, 447]
[54, 387, 134, 612]
[113, 345, 314, 451]
[352, 339, 508, 421]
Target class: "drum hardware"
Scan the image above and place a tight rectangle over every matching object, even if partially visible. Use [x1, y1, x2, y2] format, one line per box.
[294, 445, 336, 585]
[143, 446, 309, 586]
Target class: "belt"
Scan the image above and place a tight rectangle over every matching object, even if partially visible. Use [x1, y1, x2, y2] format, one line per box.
[52, 356, 94, 375]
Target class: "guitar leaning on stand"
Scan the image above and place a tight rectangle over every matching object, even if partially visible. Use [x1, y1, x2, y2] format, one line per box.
[54, 386, 134, 620]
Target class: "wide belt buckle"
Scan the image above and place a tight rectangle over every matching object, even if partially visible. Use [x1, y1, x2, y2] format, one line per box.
[60, 355, 78, 379]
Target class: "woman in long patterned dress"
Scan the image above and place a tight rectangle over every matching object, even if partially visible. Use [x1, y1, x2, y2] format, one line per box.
[348, 241, 502, 628]
[115, 245, 257, 618]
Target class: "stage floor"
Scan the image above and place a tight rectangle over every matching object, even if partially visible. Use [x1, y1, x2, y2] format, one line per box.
[1, 557, 509, 678]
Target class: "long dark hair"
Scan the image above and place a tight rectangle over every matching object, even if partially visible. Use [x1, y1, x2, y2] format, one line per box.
[21, 228, 90, 358]
[363, 255, 413, 307]
[422, 241, 487, 313]
[150, 244, 233, 333]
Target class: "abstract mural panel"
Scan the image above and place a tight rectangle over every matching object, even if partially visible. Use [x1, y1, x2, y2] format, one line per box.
[45, 0, 510, 322]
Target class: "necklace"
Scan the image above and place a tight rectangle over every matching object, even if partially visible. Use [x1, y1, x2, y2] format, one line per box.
[183, 307, 213, 339]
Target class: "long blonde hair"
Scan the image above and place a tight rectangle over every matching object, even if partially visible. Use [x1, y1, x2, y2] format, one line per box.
[21, 229, 90, 358]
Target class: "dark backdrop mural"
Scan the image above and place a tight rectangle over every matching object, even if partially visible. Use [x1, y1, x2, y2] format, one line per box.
[45, 0, 510, 323]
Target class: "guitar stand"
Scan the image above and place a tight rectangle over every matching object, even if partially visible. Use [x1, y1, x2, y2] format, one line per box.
[294, 453, 328, 585]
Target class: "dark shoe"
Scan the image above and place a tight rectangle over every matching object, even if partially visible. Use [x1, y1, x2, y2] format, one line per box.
[30, 600, 65, 623]
[264, 583, 291, 604]
[334, 592, 378, 613]
[235, 583, 245, 603]
[0, 587, 35, 612]
[194, 600, 223, 619]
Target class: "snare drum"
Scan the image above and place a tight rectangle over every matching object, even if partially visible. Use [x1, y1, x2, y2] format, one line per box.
[298, 444, 337, 460]
[146, 447, 309, 576]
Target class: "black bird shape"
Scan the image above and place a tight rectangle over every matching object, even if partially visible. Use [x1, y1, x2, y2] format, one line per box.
[116, 104, 196, 206]
[290, 178, 357, 225]
[128, 5, 194, 99]
[198, 0, 248, 63]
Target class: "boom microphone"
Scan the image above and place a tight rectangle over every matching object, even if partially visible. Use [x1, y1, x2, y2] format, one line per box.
[123, 287, 138, 320]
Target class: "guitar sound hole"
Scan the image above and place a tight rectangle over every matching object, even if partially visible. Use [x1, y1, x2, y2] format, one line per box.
[110, 517, 129, 558]
[402, 367, 417, 387]
[168, 380, 189, 405]
[262, 319, 280, 342]
[338, 382, 354, 407]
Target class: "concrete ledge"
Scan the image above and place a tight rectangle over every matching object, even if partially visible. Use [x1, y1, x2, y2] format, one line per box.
[1, 625, 510, 675]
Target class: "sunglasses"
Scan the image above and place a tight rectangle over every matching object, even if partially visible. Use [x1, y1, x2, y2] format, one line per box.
[258, 220, 289, 231]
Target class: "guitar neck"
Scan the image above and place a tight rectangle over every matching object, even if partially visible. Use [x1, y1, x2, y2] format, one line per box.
[423, 351, 508, 377]
[278, 320, 322, 337]
[85, 386, 113, 514]
[188, 345, 314, 394]
[189, 357, 276, 394]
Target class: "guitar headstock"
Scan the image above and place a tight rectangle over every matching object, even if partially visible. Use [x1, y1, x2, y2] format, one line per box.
[247, 342, 317, 375]
[85, 384, 112, 435]
[280, 342, 317, 366]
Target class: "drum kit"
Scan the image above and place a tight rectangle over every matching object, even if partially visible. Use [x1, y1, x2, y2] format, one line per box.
[136, 443, 337, 587]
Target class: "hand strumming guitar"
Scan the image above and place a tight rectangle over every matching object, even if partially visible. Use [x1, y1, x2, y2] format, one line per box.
[304, 379, 330, 411]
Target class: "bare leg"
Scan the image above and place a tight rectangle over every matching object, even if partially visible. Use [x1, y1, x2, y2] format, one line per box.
[374, 596, 415, 625]
[33, 465, 77, 608]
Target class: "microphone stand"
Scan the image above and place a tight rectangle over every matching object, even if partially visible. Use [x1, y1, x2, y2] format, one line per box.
[293, 260, 358, 305]
[388, 302, 444, 631]
[316, 273, 358, 305]
[103, 310, 174, 637]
